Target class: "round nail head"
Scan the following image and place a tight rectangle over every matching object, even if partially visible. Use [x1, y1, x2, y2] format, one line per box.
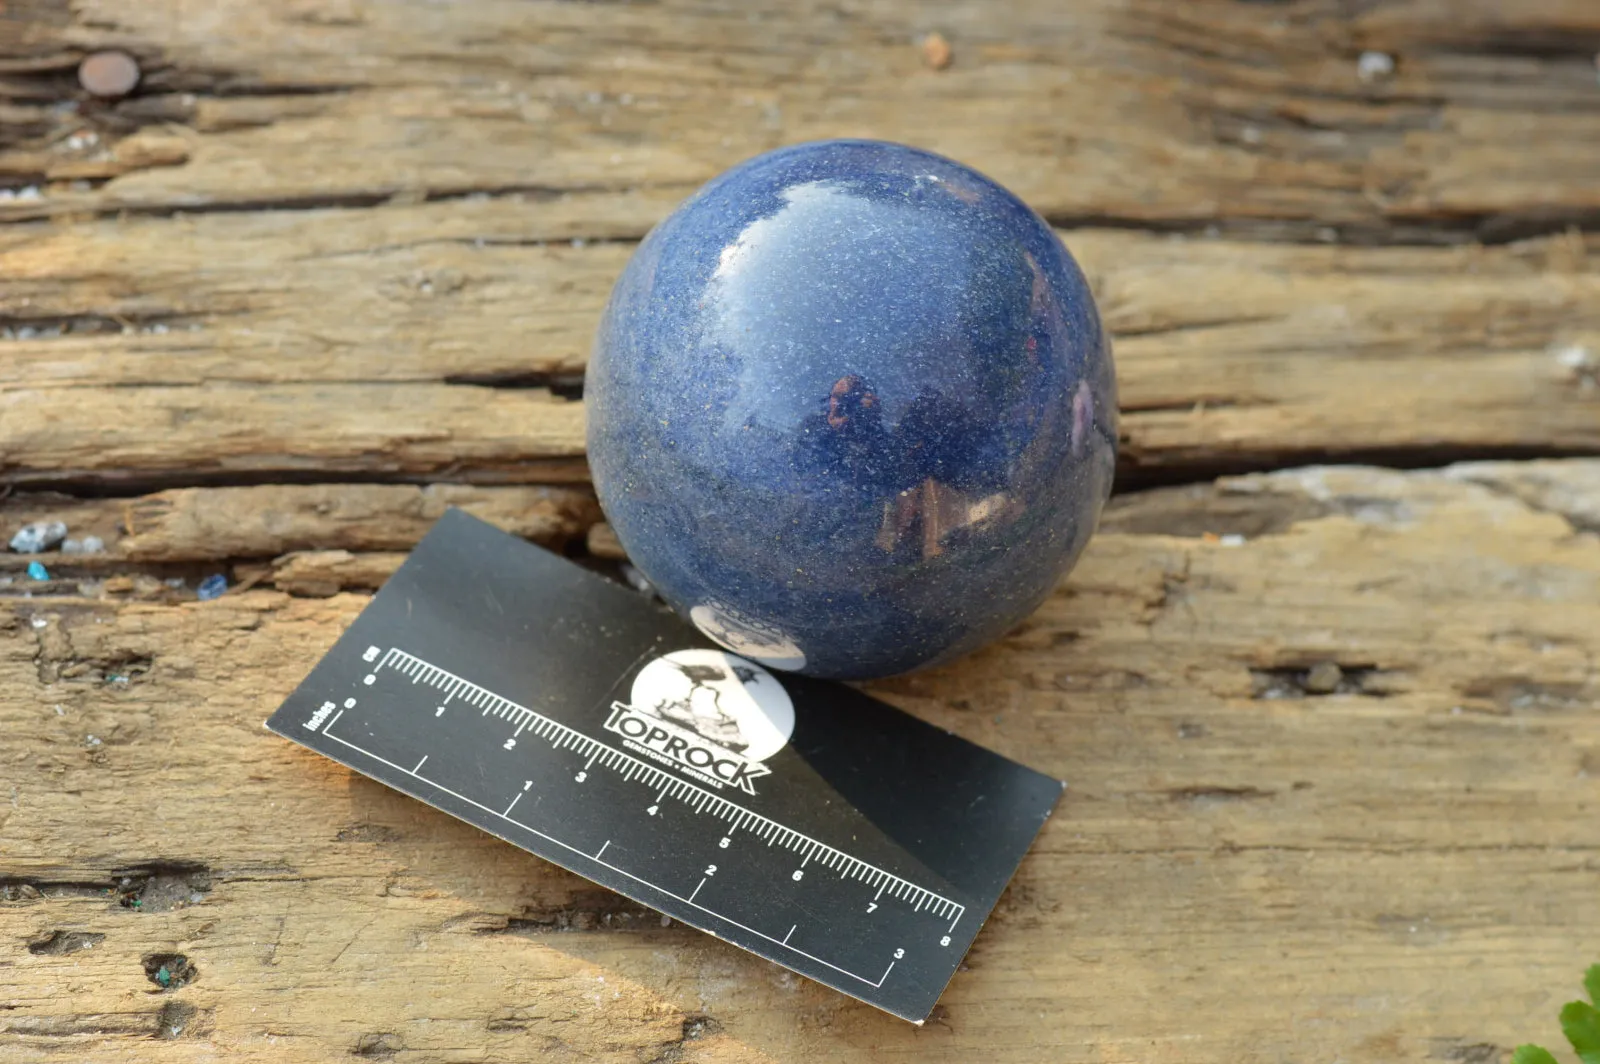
[79, 51, 142, 98]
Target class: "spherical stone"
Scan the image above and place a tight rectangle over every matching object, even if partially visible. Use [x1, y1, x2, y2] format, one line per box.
[586, 140, 1117, 680]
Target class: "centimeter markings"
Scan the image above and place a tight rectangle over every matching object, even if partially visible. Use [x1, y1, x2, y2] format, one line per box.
[374, 647, 965, 932]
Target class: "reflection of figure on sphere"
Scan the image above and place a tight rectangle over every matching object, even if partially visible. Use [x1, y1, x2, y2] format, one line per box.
[875, 390, 1017, 559]
[796, 373, 1023, 560]
[795, 374, 893, 490]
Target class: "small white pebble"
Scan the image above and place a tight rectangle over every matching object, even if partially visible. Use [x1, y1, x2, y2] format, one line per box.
[586, 91, 602, 104]
[17, 186, 42, 201]
[164, 576, 186, 589]
[1220, 534, 1246, 547]
[149, 322, 169, 335]
[0, 189, 14, 202]
[54, 705, 65, 716]
[660, 915, 672, 927]
[1240, 125, 1262, 145]
[619, 93, 634, 105]
[65, 135, 86, 150]
[571, 238, 587, 248]
[1555, 344, 1592, 369]
[31, 617, 47, 629]
[86, 735, 101, 746]
[1357, 51, 1395, 83]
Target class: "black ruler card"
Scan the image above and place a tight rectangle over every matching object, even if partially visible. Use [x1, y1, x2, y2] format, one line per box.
[266, 509, 1064, 1023]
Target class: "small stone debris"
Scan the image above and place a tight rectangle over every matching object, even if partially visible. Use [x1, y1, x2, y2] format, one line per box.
[142, 953, 197, 991]
[78, 50, 142, 98]
[1357, 51, 1395, 83]
[26, 561, 49, 582]
[10, 521, 68, 553]
[196, 574, 228, 601]
[620, 563, 656, 597]
[1555, 344, 1594, 371]
[1303, 661, 1344, 694]
[61, 535, 105, 554]
[922, 32, 953, 70]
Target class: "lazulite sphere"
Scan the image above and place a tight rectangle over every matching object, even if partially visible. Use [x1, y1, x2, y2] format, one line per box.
[586, 140, 1116, 680]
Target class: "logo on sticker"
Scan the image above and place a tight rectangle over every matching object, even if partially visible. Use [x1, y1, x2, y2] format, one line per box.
[604, 649, 794, 795]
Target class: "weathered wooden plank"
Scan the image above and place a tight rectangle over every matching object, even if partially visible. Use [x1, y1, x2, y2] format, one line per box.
[7, 461, 1598, 590]
[1, 483, 600, 561]
[4, 1, 1600, 241]
[3, 464, 1597, 1062]
[4, 220, 1597, 487]
[0, 382, 589, 488]
[256, 549, 405, 596]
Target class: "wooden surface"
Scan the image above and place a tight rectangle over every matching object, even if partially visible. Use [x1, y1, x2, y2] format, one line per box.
[2, 1, 1598, 1061]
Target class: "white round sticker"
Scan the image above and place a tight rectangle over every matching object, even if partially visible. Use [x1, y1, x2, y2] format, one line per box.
[689, 603, 808, 672]
[629, 649, 795, 763]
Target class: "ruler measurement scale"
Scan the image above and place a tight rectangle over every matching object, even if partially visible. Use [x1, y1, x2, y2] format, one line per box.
[315, 644, 965, 992]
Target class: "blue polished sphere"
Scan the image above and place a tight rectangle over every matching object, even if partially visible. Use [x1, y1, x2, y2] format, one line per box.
[586, 140, 1116, 679]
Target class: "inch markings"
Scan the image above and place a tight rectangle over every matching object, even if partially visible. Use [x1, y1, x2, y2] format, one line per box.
[365, 647, 965, 932]
[318, 706, 902, 991]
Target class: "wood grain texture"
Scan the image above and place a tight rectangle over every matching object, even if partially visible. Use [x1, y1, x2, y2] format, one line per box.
[4, 0, 1600, 238]
[3, 464, 1598, 1062]
[1, 483, 598, 560]
[3, 218, 1597, 487]
[4, 0, 1600, 1060]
